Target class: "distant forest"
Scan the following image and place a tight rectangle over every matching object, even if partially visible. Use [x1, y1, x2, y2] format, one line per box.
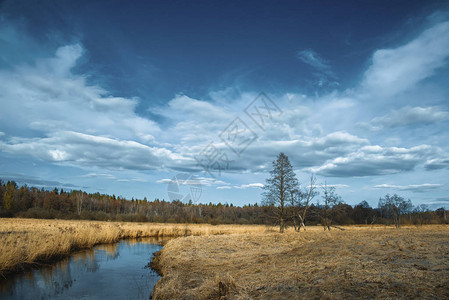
[0, 180, 447, 226]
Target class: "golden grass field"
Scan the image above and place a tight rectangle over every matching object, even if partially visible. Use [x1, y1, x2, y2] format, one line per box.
[1, 219, 448, 299]
[152, 225, 449, 299]
[0, 218, 266, 277]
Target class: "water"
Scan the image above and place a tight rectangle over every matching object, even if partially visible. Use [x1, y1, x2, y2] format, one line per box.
[0, 238, 163, 300]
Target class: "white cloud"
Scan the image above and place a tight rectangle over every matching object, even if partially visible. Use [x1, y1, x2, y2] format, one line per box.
[318, 184, 349, 189]
[235, 183, 264, 189]
[0, 43, 160, 142]
[1, 39, 447, 181]
[9, 40, 441, 180]
[297, 49, 332, 73]
[361, 21, 449, 97]
[156, 179, 172, 184]
[360, 106, 449, 130]
[232, 131, 369, 172]
[116, 178, 148, 183]
[215, 183, 264, 189]
[156, 176, 230, 187]
[0, 173, 79, 189]
[167, 95, 230, 120]
[309, 144, 443, 177]
[0, 131, 188, 171]
[374, 183, 443, 192]
[1, 18, 449, 196]
[0, 43, 181, 171]
[153, 94, 238, 146]
[424, 157, 449, 170]
[216, 186, 232, 189]
[46, 44, 84, 76]
[81, 173, 116, 179]
[297, 49, 338, 87]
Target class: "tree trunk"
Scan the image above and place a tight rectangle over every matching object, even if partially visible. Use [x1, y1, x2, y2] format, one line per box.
[297, 214, 306, 232]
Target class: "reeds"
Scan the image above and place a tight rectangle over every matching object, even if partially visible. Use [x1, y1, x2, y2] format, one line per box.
[0, 218, 266, 276]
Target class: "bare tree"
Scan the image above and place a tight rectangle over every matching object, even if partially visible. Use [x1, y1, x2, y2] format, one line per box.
[379, 194, 413, 228]
[295, 174, 317, 232]
[262, 153, 299, 233]
[289, 187, 301, 231]
[76, 191, 84, 216]
[320, 183, 342, 231]
[414, 204, 429, 226]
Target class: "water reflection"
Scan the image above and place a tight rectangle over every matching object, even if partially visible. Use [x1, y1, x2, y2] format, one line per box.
[0, 237, 163, 300]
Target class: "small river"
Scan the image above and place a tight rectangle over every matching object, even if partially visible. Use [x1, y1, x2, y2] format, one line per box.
[0, 238, 163, 300]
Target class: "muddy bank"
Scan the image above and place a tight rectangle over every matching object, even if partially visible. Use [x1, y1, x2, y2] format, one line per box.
[150, 248, 164, 276]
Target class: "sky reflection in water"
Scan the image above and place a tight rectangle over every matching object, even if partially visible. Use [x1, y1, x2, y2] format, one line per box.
[0, 238, 163, 300]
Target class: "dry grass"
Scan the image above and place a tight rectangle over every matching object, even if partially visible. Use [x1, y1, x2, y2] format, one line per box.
[152, 225, 449, 299]
[0, 218, 266, 276]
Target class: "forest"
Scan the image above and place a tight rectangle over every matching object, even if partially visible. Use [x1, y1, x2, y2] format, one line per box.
[0, 179, 447, 226]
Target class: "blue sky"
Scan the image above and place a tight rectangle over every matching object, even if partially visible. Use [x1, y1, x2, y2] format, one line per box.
[0, 0, 448, 208]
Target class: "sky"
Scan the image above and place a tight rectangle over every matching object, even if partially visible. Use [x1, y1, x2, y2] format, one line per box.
[0, 0, 449, 209]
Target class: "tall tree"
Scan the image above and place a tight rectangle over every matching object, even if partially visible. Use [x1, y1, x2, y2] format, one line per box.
[4, 181, 17, 211]
[75, 191, 84, 216]
[353, 200, 377, 225]
[262, 153, 299, 232]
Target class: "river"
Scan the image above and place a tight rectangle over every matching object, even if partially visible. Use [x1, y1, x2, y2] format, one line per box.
[0, 237, 163, 299]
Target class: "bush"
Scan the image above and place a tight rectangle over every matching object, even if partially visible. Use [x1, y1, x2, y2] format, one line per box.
[16, 207, 60, 219]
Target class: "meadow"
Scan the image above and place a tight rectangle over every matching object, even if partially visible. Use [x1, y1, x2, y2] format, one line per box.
[152, 225, 449, 299]
[1, 219, 448, 299]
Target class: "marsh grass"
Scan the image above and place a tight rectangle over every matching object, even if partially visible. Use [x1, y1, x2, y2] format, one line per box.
[3, 219, 448, 299]
[152, 225, 449, 299]
[0, 218, 266, 277]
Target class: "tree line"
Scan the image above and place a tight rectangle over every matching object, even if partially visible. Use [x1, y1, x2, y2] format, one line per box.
[262, 153, 447, 231]
[0, 174, 447, 227]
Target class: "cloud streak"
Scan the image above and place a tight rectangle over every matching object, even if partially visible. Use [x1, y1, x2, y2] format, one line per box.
[309, 145, 443, 177]
[298, 49, 332, 73]
[361, 21, 449, 98]
[216, 183, 264, 189]
[360, 106, 449, 130]
[373, 183, 443, 192]
[297, 49, 338, 88]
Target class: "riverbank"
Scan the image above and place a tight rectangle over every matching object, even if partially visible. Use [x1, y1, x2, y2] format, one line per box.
[0, 218, 266, 277]
[151, 225, 449, 299]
